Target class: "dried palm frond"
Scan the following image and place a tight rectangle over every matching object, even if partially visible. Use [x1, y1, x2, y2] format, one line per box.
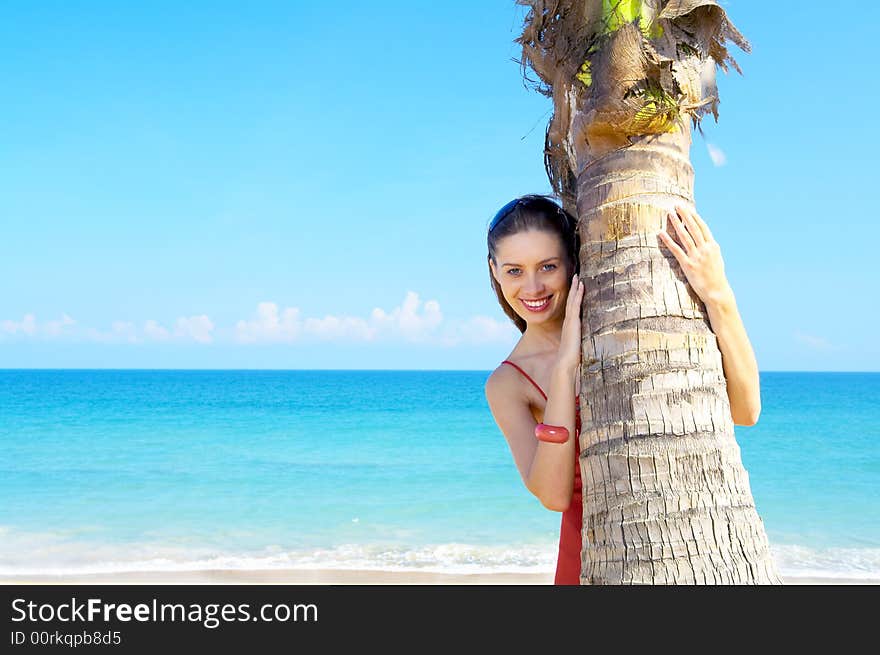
[515, 0, 749, 190]
[659, 0, 751, 73]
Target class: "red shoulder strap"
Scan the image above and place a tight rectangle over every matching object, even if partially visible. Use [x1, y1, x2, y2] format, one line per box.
[501, 360, 547, 400]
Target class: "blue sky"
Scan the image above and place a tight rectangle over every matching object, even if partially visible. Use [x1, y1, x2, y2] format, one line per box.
[1, 1, 877, 371]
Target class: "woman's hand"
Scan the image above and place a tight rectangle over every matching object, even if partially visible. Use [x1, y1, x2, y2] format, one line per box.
[659, 205, 761, 425]
[556, 273, 585, 372]
[658, 205, 733, 305]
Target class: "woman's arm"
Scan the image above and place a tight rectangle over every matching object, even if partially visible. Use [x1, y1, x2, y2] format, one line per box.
[485, 274, 584, 511]
[485, 360, 578, 511]
[659, 205, 761, 426]
[704, 285, 761, 425]
[525, 360, 579, 509]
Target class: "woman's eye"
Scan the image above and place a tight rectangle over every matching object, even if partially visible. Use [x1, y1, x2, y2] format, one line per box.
[506, 265, 556, 276]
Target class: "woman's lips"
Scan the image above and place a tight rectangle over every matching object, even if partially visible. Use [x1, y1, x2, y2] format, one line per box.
[521, 295, 552, 312]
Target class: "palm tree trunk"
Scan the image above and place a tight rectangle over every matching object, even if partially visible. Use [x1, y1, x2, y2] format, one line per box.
[575, 124, 782, 584]
[514, 0, 782, 585]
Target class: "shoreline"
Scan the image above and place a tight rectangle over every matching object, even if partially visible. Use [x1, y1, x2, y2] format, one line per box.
[1, 568, 878, 585]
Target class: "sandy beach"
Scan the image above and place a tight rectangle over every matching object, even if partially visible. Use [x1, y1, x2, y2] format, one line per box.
[1, 569, 877, 585]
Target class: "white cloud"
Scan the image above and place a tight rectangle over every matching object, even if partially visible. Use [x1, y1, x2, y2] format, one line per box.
[143, 319, 171, 341]
[83, 316, 212, 344]
[232, 292, 515, 346]
[303, 315, 375, 341]
[235, 302, 301, 343]
[1, 313, 76, 339]
[174, 315, 214, 344]
[44, 313, 76, 337]
[1, 293, 519, 348]
[84, 321, 140, 344]
[440, 315, 519, 347]
[111, 321, 138, 343]
[794, 330, 834, 351]
[369, 291, 443, 342]
[234, 292, 442, 344]
[707, 143, 726, 167]
[1, 313, 38, 336]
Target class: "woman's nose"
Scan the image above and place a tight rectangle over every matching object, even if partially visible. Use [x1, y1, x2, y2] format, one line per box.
[522, 275, 545, 295]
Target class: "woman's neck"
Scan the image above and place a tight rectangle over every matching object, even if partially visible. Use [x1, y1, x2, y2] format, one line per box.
[522, 319, 563, 355]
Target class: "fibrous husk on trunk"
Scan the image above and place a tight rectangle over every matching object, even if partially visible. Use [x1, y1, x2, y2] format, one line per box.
[515, 0, 750, 211]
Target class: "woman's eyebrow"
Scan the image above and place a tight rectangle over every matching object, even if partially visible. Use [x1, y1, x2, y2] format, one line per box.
[501, 257, 560, 267]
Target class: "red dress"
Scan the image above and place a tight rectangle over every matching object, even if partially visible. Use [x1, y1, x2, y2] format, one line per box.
[501, 360, 582, 585]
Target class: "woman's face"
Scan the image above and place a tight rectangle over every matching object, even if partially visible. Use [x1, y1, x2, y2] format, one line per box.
[490, 229, 571, 328]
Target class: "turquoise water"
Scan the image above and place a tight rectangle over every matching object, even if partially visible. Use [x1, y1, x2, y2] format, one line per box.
[0, 370, 878, 579]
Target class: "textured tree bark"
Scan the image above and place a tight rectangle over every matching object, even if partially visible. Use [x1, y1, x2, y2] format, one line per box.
[575, 124, 782, 584]
[513, 0, 781, 584]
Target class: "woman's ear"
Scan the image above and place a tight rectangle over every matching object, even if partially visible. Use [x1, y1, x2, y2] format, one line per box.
[488, 257, 499, 284]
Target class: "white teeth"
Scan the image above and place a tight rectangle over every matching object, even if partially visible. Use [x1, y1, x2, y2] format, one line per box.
[522, 296, 550, 308]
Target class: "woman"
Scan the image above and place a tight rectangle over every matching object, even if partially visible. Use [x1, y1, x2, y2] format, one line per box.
[484, 194, 762, 585]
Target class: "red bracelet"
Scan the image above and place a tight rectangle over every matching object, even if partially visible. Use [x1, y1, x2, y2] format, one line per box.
[534, 423, 569, 443]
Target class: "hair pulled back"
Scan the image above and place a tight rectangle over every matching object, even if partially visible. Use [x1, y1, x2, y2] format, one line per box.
[486, 194, 579, 334]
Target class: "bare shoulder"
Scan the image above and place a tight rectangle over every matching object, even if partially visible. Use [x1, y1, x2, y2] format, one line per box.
[484, 362, 522, 406]
[485, 363, 538, 434]
[484, 360, 544, 488]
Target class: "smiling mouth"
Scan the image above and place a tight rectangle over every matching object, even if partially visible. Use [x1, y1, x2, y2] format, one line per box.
[521, 295, 552, 312]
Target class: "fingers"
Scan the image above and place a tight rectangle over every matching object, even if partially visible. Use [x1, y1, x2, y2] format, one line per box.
[675, 204, 712, 244]
[564, 274, 576, 314]
[658, 227, 688, 263]
[565, 273, 584, 317]
[692, 208, 714, 242]
[667, 210, 697, 253]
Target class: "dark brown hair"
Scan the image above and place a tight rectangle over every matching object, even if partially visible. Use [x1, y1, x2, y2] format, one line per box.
[486, 194, 579, 334]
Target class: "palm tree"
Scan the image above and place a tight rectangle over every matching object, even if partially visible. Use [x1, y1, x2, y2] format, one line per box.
[514, 0, 782, 583]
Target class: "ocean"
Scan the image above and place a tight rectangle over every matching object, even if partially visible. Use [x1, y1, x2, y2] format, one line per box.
[0, 369, 877, 580]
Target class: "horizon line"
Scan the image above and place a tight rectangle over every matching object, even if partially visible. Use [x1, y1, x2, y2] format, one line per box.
[0, 368, 878, 374]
